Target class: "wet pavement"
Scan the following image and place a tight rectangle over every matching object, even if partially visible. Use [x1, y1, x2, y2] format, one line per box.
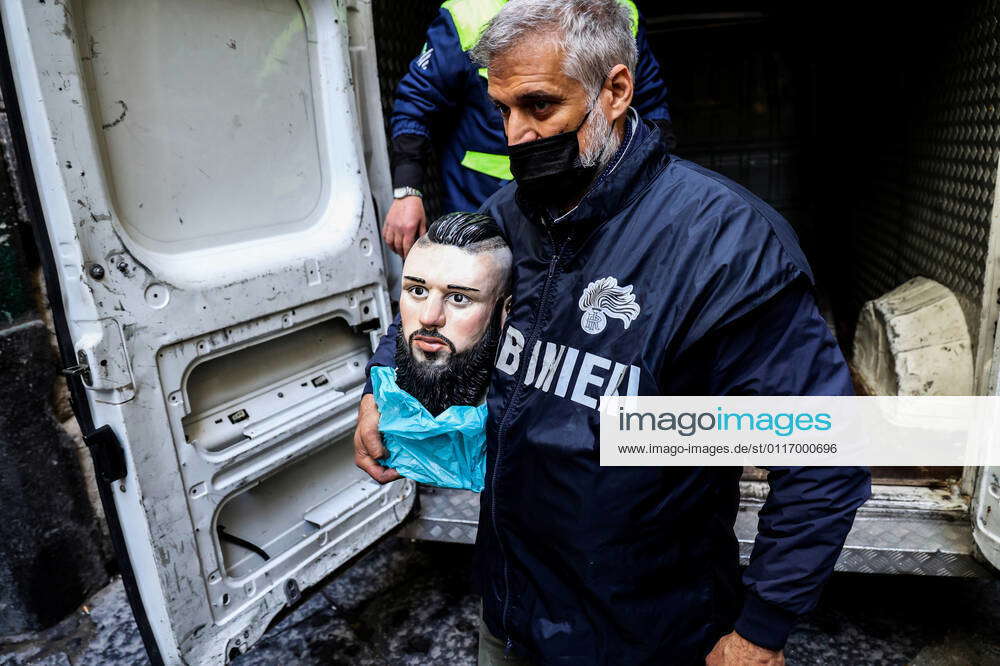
[3, 533, 1000, 665]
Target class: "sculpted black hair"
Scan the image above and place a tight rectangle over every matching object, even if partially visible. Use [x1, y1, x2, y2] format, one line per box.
[423, 212, 507, 253]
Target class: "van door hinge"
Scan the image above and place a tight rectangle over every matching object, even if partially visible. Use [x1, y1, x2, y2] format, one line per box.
[83, 424, 127, 483]
[73, 319, 136, 404]
[62, 349, 93, 386]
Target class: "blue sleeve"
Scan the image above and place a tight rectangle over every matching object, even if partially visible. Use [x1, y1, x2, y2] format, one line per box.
[363, 313, 400, 395]
[706, 281, 871, 650]
[390, 8, 472, 140]
[706, 280, 851, 396]
[631, 15, 671, 123]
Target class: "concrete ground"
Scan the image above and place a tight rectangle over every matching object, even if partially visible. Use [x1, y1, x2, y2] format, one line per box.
[3, 534, 1000, 665]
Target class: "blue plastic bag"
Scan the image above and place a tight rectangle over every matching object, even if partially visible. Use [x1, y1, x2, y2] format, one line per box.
[370, 366, 487, 492]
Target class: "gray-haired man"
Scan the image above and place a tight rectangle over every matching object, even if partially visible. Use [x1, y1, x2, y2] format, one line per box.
[356, 1, 870, 663]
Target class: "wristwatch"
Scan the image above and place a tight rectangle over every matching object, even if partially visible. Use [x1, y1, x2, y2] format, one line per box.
[393, 186, 423, 199]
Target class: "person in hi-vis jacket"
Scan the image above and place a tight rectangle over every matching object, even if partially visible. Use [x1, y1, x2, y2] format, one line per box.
[381, 0, 673, 257]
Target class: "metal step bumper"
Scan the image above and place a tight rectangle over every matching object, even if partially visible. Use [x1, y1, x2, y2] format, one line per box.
[400, 484, 992, 576]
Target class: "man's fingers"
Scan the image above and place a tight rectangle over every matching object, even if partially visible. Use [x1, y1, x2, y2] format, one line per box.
[354, 428, 400, 484]
[355, 452, 401, 484]
[375, 467, 402, 484]
[360, 425, 387, 461]
[400, 230, 416, 258]
[386, 229, 400, 257]
[355, 451, 400, 484]
[353, 394, 400, 483]
[356, 393, 387, 457]
[382, 213, 397, 252]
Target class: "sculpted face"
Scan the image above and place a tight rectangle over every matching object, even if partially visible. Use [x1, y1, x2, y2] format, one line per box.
[399, 242, 507, 364]
[393, 212, 512, 416]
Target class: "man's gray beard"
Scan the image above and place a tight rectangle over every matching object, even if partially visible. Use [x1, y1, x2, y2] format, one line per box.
[393, 303, 503, 417]
[579, 102, 622, 172]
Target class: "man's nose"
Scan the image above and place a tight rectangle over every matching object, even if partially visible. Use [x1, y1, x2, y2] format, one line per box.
[418, 296, 446, 329]
[506, 112, 541, 146]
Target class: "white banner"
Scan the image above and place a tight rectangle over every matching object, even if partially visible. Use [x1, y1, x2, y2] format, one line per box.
[598, 396, 1000, 466]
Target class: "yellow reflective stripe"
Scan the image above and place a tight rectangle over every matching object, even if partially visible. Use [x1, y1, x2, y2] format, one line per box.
[616, 0, 640, 37]
[446, 0, 639, 68]
[442, 0, 507, 51]
[461, 150, 512, 180]
[478, 67, 488, 79]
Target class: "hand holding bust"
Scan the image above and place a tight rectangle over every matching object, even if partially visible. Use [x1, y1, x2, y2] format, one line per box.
[368, 212, 511, 491]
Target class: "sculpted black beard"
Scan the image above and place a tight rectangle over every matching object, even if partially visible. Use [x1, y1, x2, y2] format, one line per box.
[394, 302, 503, 417]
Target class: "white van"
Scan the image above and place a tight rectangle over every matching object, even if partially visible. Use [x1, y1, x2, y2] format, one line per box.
[2, 1, 999, 664]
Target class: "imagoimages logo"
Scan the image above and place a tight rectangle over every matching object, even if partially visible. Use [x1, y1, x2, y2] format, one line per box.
[578, 277, 640, 334]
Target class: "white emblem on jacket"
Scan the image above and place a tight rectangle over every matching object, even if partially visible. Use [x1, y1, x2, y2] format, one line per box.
[417, 48, 433, 70]
[578, 277, 640, 334]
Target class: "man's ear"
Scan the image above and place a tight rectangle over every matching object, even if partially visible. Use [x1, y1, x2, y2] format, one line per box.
[605, 64, 634, 124]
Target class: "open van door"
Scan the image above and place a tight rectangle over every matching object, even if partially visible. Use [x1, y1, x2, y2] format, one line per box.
[973, 439, 1000, 569]
[974, 282, 1000, 571]
[973, 466, 1000, 569]
[0, 0, 414, 663]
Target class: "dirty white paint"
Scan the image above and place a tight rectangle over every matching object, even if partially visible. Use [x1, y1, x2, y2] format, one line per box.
[2, 0, 413, 664]
[973, 467, 1000, 571]
[975, 150, 1000, 397]
[975, 149, 1000, 567]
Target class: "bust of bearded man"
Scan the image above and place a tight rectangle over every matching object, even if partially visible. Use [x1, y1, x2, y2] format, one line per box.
[368, 212, 511, 491]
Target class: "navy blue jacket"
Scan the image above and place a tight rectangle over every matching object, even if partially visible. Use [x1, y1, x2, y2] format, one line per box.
[391, 0, 672, 213]
[368, 112, 870, 664]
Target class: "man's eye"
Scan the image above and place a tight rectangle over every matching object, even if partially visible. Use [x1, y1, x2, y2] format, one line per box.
[408, 285, 427, 297]
[495, 103, 510, 116]
[532, 101, 550, 112]
[448, 293, 469, 304]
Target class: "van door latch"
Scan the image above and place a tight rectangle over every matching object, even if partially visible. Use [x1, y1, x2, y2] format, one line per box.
[83, 424, 127, 483]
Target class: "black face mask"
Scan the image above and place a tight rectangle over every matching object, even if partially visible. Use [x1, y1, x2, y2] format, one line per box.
[508, 107, 599, 210]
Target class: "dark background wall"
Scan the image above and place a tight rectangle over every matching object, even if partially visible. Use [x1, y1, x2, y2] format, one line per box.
[0, 100, 112, 634]
[644, 1, 1000, 354]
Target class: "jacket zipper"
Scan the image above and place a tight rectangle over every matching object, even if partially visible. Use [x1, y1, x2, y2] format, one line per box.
[492, 224, 568, 652]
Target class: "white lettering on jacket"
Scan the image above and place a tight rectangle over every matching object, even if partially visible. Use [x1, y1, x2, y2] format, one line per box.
[495, 325, 641, 410]
[496, 324, 525, 375]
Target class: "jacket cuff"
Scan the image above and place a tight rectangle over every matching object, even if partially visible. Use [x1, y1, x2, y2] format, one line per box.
[733, 591, 798, 651]
[392, 160, 425, 191]
[390, 133, 430, 191]
[363, 360, 382, 396]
